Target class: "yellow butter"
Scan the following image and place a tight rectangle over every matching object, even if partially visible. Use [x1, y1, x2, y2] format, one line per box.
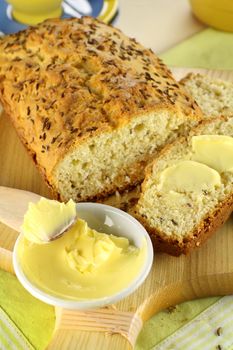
[192, 135, 233, 173]
[66, 219, 131, 273]
[21, 198, 76, 244]
[18, 218, 146, 300]
[158, 160, 221, 194]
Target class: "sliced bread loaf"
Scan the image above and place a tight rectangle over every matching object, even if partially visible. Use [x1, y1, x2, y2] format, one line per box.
[134, 116, 233, 256]
[0, 17, 201, 202]
[180, 73, 233, 118]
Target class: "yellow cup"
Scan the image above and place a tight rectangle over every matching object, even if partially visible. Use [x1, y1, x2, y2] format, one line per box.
[7, 0, 63, 25]
[190, 0, 233, 32]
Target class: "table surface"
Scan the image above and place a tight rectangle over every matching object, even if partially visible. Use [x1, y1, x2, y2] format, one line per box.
[115, 0, 205, 53]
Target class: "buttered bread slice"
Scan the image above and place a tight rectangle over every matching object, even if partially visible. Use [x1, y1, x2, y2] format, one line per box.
[134, 116, 233, 256]
[0, 17, 201, 202]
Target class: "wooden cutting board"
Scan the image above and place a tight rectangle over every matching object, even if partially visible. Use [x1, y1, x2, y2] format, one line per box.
[0, 68, 233, 350]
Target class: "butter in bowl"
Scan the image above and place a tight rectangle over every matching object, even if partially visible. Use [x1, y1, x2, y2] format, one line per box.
[13, 199, 153, 309]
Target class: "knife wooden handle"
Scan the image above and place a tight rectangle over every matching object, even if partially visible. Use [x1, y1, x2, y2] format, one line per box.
[0, 186, 41, 232]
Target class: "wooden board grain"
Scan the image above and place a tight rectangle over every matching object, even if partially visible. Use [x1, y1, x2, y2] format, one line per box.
[0, 68, 233, 350]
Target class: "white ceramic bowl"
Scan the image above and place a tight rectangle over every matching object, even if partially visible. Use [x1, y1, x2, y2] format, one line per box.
[13, 203, 154, 309]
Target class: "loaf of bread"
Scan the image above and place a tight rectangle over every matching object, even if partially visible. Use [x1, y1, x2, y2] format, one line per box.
[180, 73, 233, 118]
[0, 17, 202, 202]
[134, 116, 233, 256]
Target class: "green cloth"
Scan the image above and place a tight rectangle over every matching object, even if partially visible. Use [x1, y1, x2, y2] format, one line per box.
[160, 28, 233, 70]
[0, 269, 55, 350]
[0, 305, 34, 349]
[135, 297, 220, 350]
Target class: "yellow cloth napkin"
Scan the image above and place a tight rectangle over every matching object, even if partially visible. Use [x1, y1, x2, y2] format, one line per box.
[160, 28, 233, 70]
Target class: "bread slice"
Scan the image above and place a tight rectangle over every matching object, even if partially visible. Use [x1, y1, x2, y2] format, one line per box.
[0, 17, 201, 202]
[134, 116, 233, 256]
[180, 73, 233, 118]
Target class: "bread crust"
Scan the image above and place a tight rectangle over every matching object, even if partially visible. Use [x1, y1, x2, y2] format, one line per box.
[135, 193, 233, 256]
[0, 17, 202, 200]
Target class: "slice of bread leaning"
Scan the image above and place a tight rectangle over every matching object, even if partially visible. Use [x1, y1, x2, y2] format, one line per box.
[180, 73, 233, 118]
[134, 116, 233, 256]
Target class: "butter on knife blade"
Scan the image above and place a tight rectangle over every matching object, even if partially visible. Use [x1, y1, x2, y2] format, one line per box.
[21, 198, 77, 244]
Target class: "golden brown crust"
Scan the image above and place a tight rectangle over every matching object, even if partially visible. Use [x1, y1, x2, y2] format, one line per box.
[0, 17, 202, 197]
[135, 193, 233, 256]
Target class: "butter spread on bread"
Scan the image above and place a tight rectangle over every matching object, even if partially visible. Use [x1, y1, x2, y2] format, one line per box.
[192, 135, 233, 173]
[158, 160, 221, 194]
